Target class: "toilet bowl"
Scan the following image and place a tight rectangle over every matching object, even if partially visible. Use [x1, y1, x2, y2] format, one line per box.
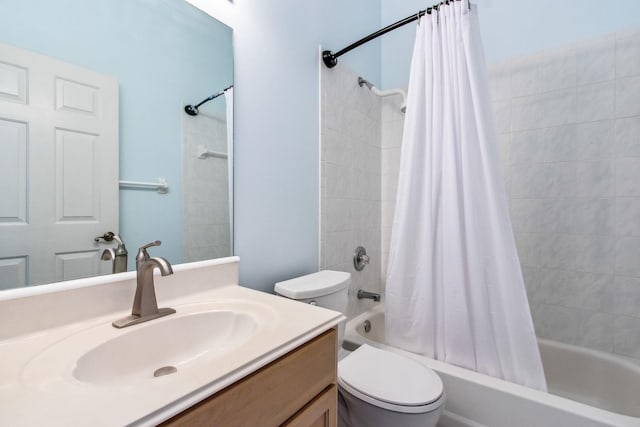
[275, 271, 444, 427]
[338, 344, 444, 427]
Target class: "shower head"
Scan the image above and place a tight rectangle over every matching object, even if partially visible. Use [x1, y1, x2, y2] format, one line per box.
[184, 105, 199, 116]
[357, 76, 407, 114]
[358, 76, 374, 90]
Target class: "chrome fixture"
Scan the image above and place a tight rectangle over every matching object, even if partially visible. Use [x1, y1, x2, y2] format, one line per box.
[96, 232, 128, 274]
[363, 319, 372, 333]
[358, 76, 374, 90]
[112, 241, 174, 328]
[357, 289, 380, 302]
[358, 77, 407, 113]
[353, 246, 370, 271]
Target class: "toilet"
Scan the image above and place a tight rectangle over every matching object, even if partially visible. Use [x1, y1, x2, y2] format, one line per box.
[275, 270, 445, 427]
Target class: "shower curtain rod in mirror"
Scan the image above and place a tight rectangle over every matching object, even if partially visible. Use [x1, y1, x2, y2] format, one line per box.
[184, 84, 233, 116]
[322, 0, 470, 69]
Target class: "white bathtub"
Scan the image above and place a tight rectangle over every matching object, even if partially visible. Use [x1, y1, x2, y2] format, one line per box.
[343, 305, 640, 427]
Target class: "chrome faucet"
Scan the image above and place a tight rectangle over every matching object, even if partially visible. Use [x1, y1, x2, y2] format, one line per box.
[357, 289, 381, 302]
[112, 241, 175, 328]
[97, 232, 128, 274]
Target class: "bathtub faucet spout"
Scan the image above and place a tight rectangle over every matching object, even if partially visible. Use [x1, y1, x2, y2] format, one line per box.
[357, 289, 381, 302]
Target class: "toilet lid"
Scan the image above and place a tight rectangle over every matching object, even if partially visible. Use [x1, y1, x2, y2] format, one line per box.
[338, 345, 443, 408]
[274, 270, 351, 299]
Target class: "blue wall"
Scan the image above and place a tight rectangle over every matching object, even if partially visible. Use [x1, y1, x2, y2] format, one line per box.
[0, 0, 232, 268]
[381, 0, 640, 89]
[232, 0, 381, 291]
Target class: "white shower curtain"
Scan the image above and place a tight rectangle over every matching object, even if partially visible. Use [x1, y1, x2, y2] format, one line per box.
[385, 2, 547, 391]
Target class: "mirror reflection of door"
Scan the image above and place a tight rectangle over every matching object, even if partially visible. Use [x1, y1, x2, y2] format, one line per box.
[0, 42, 118, 289]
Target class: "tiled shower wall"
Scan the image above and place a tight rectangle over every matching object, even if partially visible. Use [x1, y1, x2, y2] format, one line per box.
[320, 65, 382, 319]
[488, 28, 640, 362]
[183, 114, 231, 262]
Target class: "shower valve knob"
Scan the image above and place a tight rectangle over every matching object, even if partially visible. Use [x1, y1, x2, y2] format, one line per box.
[354, 246, 370, 271]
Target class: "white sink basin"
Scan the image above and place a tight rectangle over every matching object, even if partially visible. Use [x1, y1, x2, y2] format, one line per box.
[21, 299, 278, 392]
[73, 310, 258, 385]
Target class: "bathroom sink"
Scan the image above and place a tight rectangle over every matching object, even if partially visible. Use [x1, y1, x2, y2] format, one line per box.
[20, 300, 278, 391]
[73, 310, 258, 385]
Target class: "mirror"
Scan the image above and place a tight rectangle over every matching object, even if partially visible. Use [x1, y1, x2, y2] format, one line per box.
[0, 0, 233, 290]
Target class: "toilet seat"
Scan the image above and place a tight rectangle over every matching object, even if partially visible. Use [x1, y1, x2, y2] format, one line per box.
[338, 344, 444, 414]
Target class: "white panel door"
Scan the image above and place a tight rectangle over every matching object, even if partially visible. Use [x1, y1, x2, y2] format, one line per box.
[0, 42, 118, 288]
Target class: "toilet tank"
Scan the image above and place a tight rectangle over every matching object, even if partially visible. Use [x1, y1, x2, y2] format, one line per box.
[274, 270, 350, 314]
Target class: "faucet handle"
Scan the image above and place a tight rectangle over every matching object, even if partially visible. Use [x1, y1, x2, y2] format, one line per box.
[140, 240, 161, 250]
[137, 240, 162, 264]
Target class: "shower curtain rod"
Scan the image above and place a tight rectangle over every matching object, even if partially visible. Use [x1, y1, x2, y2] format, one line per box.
[184, 84, 233, 116]
[322, 0, 468, 69]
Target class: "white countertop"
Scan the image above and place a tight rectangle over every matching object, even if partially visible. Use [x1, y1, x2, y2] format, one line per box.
[0, 258, 344, 426]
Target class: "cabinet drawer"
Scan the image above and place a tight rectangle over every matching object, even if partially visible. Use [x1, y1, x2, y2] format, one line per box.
[283, 384, 337, 427]
[162, 328, 337, 427]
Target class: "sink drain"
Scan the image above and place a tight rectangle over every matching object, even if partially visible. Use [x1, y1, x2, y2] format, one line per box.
[154, 366, 177, 378]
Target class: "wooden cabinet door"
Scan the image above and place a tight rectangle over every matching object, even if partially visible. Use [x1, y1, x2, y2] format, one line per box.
[283, 385, 337, 427]
[161, 329, 337, 427]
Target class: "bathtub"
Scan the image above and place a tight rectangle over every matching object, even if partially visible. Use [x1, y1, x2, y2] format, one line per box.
[343, 305, 640, 427]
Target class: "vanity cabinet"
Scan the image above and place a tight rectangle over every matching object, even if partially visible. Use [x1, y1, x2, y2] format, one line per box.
[282, 384, 337, 427]
[161, 328, 337, 427]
